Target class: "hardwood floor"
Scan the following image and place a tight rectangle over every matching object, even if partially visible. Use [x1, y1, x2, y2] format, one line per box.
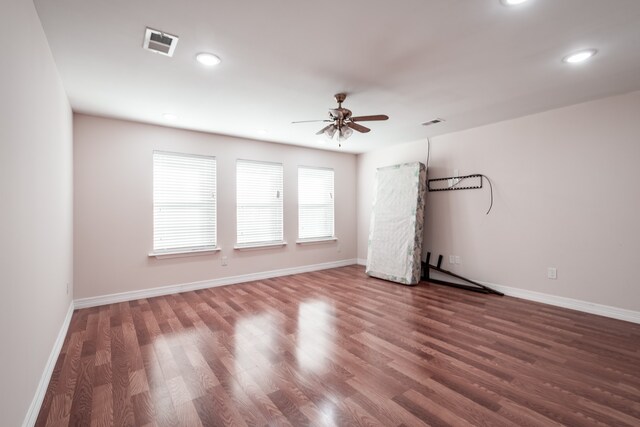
[36, 265, 640, 426]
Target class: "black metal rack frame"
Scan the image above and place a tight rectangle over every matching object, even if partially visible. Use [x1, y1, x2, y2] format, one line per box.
[427, 174, 483, 192]
[421, 252, 503, 296]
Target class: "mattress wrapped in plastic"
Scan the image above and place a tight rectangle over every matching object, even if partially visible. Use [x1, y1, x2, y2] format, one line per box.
[366, 162, 426, 285]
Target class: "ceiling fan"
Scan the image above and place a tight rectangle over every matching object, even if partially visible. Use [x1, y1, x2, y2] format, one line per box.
[292, 93, 389, 146]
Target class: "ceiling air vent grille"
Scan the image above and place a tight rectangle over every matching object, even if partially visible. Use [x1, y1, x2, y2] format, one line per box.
[422, 118, 445, 127]
[143, 27, 178, 57]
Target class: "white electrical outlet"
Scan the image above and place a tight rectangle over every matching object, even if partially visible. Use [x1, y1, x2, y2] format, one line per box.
[66, 283, 69, 295]
[222, 256, 228, 266]
[449, 255, 455, 264]
[547, 267, 557, 279]
[455, 256, 461, 264]
[337, 244, 342, 253]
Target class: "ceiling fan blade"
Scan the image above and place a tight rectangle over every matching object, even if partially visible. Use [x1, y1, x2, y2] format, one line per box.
[316, 124, 334, 135]
[292, 119, 332, 124]
[347, 122, 370, 133]
[350, 114, 389, 122]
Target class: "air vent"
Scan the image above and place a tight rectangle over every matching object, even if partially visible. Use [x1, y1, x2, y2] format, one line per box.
[422, 118, 445, 127]
[143, 27, 178, 57]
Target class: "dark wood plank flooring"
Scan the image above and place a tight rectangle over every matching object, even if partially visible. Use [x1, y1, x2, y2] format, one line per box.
[36, 265, 640, 426]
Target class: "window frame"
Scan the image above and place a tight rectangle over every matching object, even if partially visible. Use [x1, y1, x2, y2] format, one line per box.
[235, 159, 286, 249]
[297, 165, 336, 243]
[150, 150, 218, 258]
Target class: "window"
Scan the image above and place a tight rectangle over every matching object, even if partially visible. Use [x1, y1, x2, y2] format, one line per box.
[236, 160, 284, 247]
[152, 151, 217, 254]
[298, 167, 334, 241]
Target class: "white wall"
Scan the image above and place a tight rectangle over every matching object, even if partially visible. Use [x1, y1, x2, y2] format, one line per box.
[0, 1, 73, 425]
[73, 114, 357, 299]
[357, 90, 640, 312]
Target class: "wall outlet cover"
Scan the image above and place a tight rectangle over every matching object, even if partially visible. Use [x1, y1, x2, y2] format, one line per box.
[547, 267, 557, 279]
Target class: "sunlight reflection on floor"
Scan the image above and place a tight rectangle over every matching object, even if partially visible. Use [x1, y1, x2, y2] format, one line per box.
[296, 300, 335, 373]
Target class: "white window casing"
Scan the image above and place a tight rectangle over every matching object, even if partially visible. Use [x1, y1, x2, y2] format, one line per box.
[298, 166, 335, 242]
[152, 151, 217, 255]
[236, 159, 284, 248]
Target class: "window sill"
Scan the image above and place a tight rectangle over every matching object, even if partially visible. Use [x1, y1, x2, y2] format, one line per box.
[149, 247, 221, 259]
[234, 241, 287, 251]
[296, 237, 338, 245]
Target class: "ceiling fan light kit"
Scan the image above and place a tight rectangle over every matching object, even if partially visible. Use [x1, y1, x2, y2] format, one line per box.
[323, 125, 337, 139]
[338, 125, 353, 142]
[292, 93, 389, 147]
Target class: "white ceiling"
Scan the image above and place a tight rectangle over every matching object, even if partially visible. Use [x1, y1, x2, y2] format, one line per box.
[35, 0, 640, 153]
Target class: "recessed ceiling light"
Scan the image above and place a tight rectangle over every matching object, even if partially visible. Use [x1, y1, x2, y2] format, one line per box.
[196, 52, 221, 67]
[162, 113, 178, 121]
[500, 0, 529, 6]
[562, 49, 597, 64]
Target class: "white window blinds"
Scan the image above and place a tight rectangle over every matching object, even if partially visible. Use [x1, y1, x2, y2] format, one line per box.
[153, 151, 217, 253]
[298, 167, 334, 240]
[236, 160, 284, 246]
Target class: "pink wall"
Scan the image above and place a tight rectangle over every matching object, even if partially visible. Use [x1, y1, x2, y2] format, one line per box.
[357, 90, 640, 312]
[0, 1, 73, 425]
[73, 115, 357, 299]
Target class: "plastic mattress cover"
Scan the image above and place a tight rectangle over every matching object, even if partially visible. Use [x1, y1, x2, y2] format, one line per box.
[366, 162, 426, 285]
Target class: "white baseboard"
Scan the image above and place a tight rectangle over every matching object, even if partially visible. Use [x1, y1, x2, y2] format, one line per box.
[359, 257, 639, 324]
[357, 258, 367, 266]
[480, 280, 640, 324]
[74, 258, 358, 309]
[23, 301, 75, 427]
